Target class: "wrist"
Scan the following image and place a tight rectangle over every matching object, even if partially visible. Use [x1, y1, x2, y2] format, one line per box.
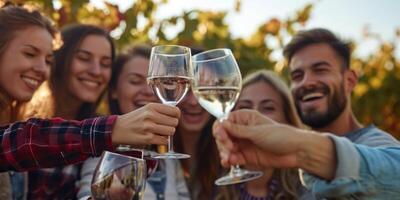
[296, 130, 337, 180]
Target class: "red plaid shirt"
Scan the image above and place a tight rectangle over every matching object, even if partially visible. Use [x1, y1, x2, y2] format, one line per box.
[0, 116, 117, 172]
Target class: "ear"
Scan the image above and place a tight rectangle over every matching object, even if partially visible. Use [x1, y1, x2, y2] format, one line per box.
[344, 69, 358, 93]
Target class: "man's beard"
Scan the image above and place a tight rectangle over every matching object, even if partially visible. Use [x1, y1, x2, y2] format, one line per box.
[294, 82, 347, 128]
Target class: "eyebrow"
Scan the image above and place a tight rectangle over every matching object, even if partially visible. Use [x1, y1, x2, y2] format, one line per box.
[76, 49, 112, 60]
[290, 60, 331, 75]
[237, 99, 252, 104]
[23, 44, 53, 56]
[126, 72, 145, 77]
[238, 99, 275, 104]
[311, 61, 331, 68]
[260, 99, 276, 105]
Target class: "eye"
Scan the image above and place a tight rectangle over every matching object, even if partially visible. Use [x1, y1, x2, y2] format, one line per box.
[261, 106, 276, 112]
[291, 72, 303, 82]
[45, 57, 54, 66]
[100, 60, 112, 69]
[315, 66, 328, 73]
[24, 51, 36, 58]
[129, 76, 144, 85]
[76, 53, 91, 62]
[235, 102, 252, 110]
[237, 105, 251, 109]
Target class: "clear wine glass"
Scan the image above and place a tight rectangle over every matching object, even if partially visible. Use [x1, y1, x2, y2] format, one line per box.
[192, 48, 263, 185]
[147, 45, 192, 159]
[91, 151, 147, 200]
[116, 146, 159, 178]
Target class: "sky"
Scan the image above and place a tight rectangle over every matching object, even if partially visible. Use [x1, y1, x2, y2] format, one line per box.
[92, 0, 400, 58]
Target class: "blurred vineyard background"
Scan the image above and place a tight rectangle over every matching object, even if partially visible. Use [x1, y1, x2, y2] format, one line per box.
[3, 0, 400, 138]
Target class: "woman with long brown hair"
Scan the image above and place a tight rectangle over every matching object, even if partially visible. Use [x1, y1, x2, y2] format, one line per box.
[172, 48, 235, 200]
[23, 23, 116, 199]
[0, 4, 180, 199]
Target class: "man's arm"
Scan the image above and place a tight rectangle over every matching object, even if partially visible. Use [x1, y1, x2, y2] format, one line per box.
[297, 131, 337, 180]
[302, 132, 400, 198]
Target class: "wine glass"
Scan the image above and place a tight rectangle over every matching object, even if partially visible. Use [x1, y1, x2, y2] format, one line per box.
[147, 45, 192, 159]
[91, 151, 147, 200]
[191, 48, 263, 185]
[116, 147, 159, 178]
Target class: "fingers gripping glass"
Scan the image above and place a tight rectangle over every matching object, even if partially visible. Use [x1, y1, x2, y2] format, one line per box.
[147, 45, 192, 159]
[192, 48, 263, 185]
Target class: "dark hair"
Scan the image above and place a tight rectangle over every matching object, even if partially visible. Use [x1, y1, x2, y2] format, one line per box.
[0, 4, 56, 120]
[108, 44, 152, 114]
[283, 28, 351, 70]
[52, 24, 115, 119]
[174, 116, 220, 200]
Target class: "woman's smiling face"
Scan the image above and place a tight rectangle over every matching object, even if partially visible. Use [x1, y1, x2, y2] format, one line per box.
[66, 35, 112, 103]
[0, 26, 53, 102]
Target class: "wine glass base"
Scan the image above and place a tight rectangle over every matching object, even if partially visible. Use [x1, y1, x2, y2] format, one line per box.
[152, 152, 191, 159]
[215, 169, 263, 186]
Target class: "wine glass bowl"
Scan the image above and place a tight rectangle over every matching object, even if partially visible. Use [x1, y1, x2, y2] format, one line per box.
[192, 48, 263, 185]
[91, 151, 147, 200]
[115, 147, 159, 178]
[192, 49, 242, 120]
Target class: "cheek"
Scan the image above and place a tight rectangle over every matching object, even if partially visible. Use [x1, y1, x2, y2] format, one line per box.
[103, 68, 112, 82]
[262, 112, 287, 124]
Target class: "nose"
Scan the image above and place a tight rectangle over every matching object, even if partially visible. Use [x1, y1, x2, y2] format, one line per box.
[185, 91, 198, 105]
[298, 71, 318, 89]
[142, 84, 154, 96]
[33, 57, 50, 79]
[88, 60, 102, 76]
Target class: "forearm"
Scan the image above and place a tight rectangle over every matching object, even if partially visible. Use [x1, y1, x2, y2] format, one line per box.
[0, 116, 116, 171]
[297, 130, 337, 180]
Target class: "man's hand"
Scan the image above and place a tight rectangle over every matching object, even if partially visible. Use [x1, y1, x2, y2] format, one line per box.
[213, 109, 337, 180]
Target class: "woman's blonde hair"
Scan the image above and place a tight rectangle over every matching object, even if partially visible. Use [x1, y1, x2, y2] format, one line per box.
[240, 69, 303, 199]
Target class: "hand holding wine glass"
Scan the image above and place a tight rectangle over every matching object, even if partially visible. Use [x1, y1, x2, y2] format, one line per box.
[147, 45, 193, 159]
[191, 48, 263, 185]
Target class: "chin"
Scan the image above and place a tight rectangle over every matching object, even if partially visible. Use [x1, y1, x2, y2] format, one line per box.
[80, 96, 101, 103]
[13, 92, 34, 102]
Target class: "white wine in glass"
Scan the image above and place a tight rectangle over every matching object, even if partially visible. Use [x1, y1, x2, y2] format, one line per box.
[147, 45, 193, 159]
[192, 48, 263, 185]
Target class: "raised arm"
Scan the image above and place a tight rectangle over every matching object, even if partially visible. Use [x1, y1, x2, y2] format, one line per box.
[0, 116, 116, 172]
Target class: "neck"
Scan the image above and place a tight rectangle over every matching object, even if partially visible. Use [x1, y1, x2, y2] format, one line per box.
[245, 168, 274, 197]
[54, 93, 82, 119]
[314, 105, 362, 136]
[179, 128, 201, 169]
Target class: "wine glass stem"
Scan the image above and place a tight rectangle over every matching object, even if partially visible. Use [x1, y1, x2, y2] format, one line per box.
[168, 135, 174, 153]
[230, 165, 243, 176]
[166, 103, 177, 153]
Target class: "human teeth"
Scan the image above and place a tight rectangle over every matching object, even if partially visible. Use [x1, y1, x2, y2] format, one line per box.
[81, 80, 99, 87]
[22, 77, 39, 87]
[302, 93, 324, 101]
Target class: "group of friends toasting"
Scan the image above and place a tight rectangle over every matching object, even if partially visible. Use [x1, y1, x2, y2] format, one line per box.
[1, 2, 400, 200]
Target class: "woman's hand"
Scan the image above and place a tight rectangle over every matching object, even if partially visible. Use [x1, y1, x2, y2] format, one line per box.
[112, 103, 180, 146]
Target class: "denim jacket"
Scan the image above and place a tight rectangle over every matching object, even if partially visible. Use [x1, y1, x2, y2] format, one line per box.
[143, 159, 190, 200]
[302, 125, 400, 199]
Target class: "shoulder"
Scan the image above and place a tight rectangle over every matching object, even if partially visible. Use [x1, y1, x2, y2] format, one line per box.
[352, 125, 400, 147]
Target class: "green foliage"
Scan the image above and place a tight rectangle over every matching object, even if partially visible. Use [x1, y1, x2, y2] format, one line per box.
[9, 0, 400, 138]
